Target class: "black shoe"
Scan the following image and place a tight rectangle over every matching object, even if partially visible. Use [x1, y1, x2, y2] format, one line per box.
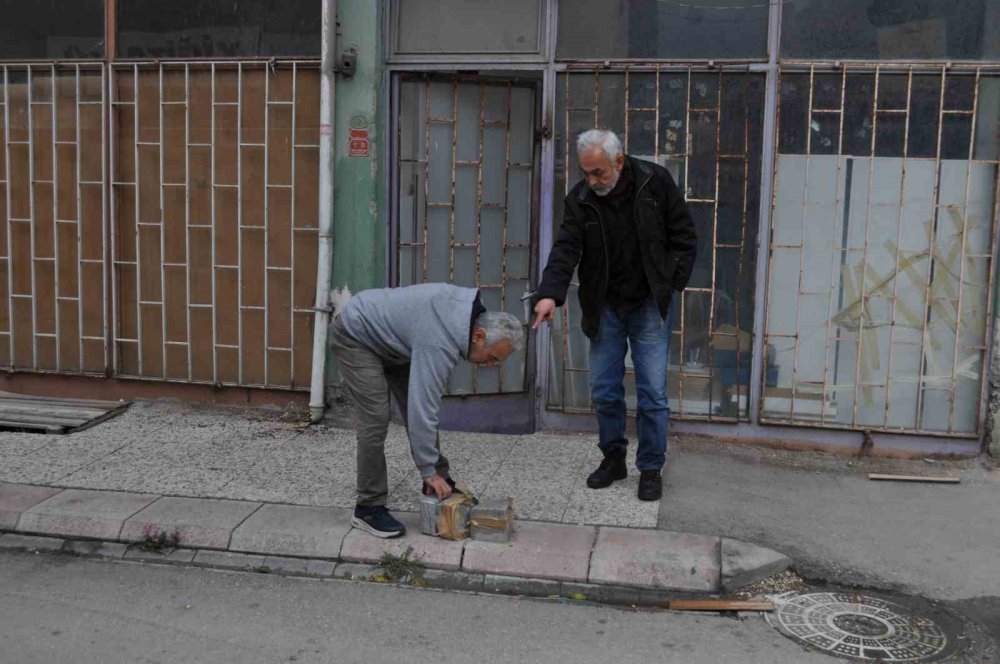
[351, 505, 406, 538]
[587, 448, 627, 489]
[421, 476, 459, 497]
[638, 470, 663, 501]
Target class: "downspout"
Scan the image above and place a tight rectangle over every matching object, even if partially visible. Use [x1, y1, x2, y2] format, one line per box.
[309, 0, 337, 422]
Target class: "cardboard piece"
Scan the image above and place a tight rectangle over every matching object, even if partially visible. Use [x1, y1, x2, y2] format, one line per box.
[435, 494, 473, 541]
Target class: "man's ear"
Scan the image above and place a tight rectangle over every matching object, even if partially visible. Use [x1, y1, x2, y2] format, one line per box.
[472, 326, 487, 344]
[615, 154, 625, 170]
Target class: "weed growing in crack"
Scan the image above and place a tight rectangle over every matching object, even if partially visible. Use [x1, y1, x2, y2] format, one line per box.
[374, 546, 425, 585]
[133, 524, 180, 552]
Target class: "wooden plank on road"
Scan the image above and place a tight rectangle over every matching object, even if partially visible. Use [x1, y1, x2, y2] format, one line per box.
[868, 473, 960, 484]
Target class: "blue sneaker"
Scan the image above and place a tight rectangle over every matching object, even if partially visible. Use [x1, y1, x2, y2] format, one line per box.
[351, 505, 406, 539]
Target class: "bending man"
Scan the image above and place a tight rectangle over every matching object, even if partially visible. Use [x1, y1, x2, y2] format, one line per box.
[331, 283, 525, 538]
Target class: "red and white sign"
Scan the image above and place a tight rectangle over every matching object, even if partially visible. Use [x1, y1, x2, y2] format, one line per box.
[348, 127, 370, 157]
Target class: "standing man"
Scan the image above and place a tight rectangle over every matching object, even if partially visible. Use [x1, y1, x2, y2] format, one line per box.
[532, 129, 696, 501]
[330, 283, 524, 538]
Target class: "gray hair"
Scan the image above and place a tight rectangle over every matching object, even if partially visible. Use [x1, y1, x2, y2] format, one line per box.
[474, 311, 525, 352]
[576, 128, 623, 163]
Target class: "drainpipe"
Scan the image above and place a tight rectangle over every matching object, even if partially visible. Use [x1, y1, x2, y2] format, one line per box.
[309, 0, 337, 423]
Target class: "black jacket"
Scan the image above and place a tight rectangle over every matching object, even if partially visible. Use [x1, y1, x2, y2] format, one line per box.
[536, 155, 697, 340]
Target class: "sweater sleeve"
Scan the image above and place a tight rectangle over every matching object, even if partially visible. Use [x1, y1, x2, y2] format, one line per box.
[406, 343, 458, 478]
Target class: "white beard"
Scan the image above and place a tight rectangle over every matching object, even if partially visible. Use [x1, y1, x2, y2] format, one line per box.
[590, 168, 621, 197]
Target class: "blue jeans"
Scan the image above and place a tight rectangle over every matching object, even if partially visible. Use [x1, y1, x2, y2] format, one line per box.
[588, 299, 672, 471]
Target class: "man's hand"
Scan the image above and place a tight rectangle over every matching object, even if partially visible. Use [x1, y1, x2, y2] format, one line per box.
[424, 474, 453, 500]
[532, 298, 557, 329]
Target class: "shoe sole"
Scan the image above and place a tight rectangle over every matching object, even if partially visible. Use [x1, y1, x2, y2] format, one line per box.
[350, 516, 405, 539]
[637, 492, 662, 502]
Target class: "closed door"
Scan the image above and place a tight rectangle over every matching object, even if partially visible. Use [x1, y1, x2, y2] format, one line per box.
[393, 74, 538, 432]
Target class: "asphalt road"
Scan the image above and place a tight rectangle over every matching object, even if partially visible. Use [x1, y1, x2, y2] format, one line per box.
[0, 550, 836, 664]
[660, 438, 1000, 602]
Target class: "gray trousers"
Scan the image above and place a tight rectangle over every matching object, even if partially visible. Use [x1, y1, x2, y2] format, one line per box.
[329, 316, 450, 506]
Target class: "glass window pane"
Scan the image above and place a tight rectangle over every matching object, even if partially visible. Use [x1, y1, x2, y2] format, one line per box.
[782, 0, 1000, 60]
[117, 0, 320, 58]
[0, 0, 104, 59]
[557, 0, 768, 60]
[393, 0, 543, 54]
[975, 77, 1000, 161]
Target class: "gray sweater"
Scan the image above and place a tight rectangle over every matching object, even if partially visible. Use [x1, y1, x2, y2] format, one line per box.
[337, 284, 478, 478]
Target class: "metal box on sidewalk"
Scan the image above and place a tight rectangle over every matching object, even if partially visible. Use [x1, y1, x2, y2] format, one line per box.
[418, 495, 440, 536]
[470, 498, 514, 543]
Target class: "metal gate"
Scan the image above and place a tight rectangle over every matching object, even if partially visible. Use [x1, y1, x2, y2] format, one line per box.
[0, 64, 109, 375]
[548, 66, 765, 422]
[109, 62, 320, 389]
[394, 74, 537, 396]
[762, 65, 1000, 436]
[0, 61, 321, 391]
[392, 74, 539, 432]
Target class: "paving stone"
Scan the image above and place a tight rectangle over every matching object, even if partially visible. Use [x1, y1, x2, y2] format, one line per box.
[123, 546, 197, 564]
[558, 581, 641, 607]
[720, 537, 792, 591]
[340, 511, 464, 570]
[561, 465, 659, 528]
[192, 550, 266, 571]
[462, 521, 596, 582]
[332, 563, 378, 581]
[120, 496, 261, 549]
[0, 483, 63, 529]
[481, 438, 578, 522]
[588, 527, 721, 592]
[62, 540, 129, 559]
[262, 556, 336, 577]
[0, 533, 66, 552]
[17, 489, 159, 540]
[483, 574, 561, 598]
[229, 504, 351, 559]
[420, 568, 485, 593]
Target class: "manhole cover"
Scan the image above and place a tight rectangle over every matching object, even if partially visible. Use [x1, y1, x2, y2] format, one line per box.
[766, 592, 953, 662]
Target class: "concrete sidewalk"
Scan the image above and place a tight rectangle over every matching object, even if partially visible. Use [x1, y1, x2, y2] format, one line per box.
[0, 400, 790, 600]
[0, 400, 658, 527]
[0, 483, 788, 601]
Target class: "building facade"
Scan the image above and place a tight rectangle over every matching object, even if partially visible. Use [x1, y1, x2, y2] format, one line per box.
[1, 1, 998, 455]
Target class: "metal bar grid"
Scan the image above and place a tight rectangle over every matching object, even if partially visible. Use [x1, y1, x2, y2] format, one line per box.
[27, 66, 38, 367]
[786, 66, 816, 422]
[848, 66, 883, 428]
[108, 61, 318, 390]
[50, 64, 61, 369]
[396, 75, 534, 396]
[0, 63, 108, 375]
[761, 64, 999, 436]
[184, 64, 193, 381]
[211, 62, 221, 384]
[1, 66, 12, 365]
[236, 62, 244, 385]
[946, 70, 981, 433]
[550, 65, 763, 421]
[829, 69, 857, 424]
[158, 64, 168, 376]
[879, 68, 913, 430]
